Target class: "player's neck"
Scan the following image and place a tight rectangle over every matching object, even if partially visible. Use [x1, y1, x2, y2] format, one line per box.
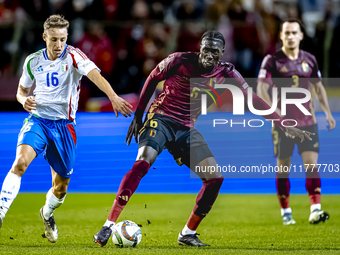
[281, 47, 299, 60]
[46, 50, 58, 61]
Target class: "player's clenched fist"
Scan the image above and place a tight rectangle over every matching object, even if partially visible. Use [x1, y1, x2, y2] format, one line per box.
[23, 96, 36, 113]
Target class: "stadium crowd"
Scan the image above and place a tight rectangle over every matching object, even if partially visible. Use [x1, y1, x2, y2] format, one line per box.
[0, 0, 340, 110]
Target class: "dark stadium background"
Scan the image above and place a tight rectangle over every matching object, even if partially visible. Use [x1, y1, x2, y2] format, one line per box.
[0, 0, 339, 194]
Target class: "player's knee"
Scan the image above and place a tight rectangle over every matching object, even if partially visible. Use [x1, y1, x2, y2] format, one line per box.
[205, 176, 224, 191]
[11, 157, 29, 176]
[206, 176, 223, 185]
[303, 161, 317, 171]
[211, 176, 224, 188]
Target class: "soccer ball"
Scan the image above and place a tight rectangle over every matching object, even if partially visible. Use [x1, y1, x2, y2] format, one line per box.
[112, 220, 142, 248]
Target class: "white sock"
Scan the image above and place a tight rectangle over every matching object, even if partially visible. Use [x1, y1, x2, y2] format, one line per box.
[0, 172, 21, 215]
[43, 188, 65, 220]
[181, 225, 196, 235]
[281, 207, 292, 216]
[311, 204, 321, 212]
[104, 219, 115, 230]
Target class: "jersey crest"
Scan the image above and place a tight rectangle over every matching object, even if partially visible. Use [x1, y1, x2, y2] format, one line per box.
[62, 63, 68, 72]
[302, 62, 309, 72]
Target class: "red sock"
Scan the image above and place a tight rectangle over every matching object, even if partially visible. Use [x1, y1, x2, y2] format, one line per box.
[276, 173, 290, 208]
[306, 169, 321, 205]
[186, 212, 203, 231]
[187, 177, 223, 230]
[108, 160, 150, 222]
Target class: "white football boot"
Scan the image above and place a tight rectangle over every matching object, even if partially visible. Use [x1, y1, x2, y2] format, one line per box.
[309, 209, 330, 224]
[40, 207, 58, 242]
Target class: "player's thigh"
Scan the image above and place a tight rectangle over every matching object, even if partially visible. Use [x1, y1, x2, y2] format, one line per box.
[273, 126, 295, 159]
[139, 115, 173, 161]
[45, 121, 76, 178]
[297, 125, 319, 160]
[301, 151, 318, 170]
[174, 128, 214, 170]
[14, 117, 47, 174]
[11, 144, 37, 175]
[194, 156, 223, 180]
[17, 116, 47, 156]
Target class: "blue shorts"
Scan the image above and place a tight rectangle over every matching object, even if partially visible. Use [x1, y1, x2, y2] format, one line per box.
[17, 115, 77, 178]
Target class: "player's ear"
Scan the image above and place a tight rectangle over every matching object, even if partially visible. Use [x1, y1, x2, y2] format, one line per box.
[42, 32, 47, 42]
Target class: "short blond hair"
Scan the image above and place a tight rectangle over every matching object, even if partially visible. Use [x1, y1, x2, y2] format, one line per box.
[44, 15, 69, 33]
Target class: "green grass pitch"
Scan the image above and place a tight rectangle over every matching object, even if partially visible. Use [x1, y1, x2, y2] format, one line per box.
[0, 194, 339, 254]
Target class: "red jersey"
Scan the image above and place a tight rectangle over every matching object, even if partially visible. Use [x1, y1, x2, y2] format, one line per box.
[137, 52, 285, 128]
[258, 50, 321, 127]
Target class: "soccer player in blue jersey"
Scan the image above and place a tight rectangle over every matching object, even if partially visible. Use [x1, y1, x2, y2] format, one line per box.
[0, 15, 133, 242]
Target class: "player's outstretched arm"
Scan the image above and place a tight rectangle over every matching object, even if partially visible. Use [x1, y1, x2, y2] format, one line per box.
[312, 81, 336, 130]
[17, 85, 36, 113]
[87, 69, 133, 117]
[125, 65, 164, 145]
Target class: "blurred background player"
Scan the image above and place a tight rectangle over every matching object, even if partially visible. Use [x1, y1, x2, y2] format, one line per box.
[93, 30, 312, 247]
[0, 15, 132, 242]
[257, 19, 336, 225]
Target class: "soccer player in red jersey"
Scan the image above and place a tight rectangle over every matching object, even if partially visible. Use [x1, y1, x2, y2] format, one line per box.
[257, 20, 336, 225]
[94, 31, 312, 247]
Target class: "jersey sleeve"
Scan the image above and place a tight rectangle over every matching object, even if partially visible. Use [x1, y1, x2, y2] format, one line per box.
[151, 53, 178, 80]
[310, 55, 322, 84]
[19, 56, 35, 88]
[257, 54, 275, 86]
[135, 54, 177, 117]
[68, 47, 100, 76]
